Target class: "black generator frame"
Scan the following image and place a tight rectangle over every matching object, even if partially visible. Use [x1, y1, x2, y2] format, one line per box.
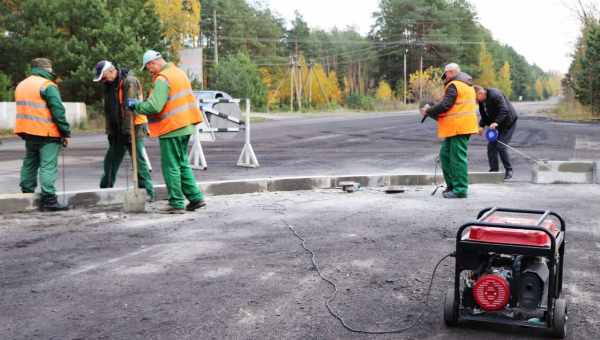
[450, 207, 566, 331]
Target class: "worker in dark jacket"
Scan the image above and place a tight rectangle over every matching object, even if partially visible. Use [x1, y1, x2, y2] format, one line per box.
[474, 86, 518, 180]
[14, 58, 71, 211]
[93, 60, 155, 200]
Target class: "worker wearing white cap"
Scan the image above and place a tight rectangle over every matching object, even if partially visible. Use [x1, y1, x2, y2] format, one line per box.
[93, 60, 155, 200]
[129, 50, 206, 213]
[420, 63, 479, 198]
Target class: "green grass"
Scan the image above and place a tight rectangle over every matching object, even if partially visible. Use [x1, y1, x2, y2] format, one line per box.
[550, 98, 600, 122]
[241, 116, 268, 124]
[0, 128, 13, 138]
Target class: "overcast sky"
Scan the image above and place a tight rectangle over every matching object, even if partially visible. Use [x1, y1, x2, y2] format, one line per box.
[265, 0, 581, 73]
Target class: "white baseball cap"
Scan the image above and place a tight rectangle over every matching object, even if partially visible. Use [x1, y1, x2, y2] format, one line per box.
[93, 60, 115, 82]
[141, 50, 162, 70]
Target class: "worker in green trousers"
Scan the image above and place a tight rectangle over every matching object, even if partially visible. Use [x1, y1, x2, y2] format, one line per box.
[93, 60, 155, 200]
[15, 58, 71, 211]
[131, 50, 206, 213]
[439, 135, 470, 197]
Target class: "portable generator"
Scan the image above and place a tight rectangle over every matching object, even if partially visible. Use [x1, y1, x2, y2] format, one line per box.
[445, 207, 567, 338]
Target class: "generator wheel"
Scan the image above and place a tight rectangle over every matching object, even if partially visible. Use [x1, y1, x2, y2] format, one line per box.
[444, 288, 458, 327]
[551, 298, 567, 338]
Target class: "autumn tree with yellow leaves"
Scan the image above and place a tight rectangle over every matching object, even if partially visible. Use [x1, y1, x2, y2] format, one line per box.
[497, 62, 513, 99]
[267, 57, 341, 110]
[153, 0, 201, 57]
[477, 42, 497, 88]
[375, 80, 393, 102]
[408, 67, 445, 103]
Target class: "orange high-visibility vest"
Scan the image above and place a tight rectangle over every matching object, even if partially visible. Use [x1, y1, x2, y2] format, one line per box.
[147, 65, 201, 137]
[437, 80, 479, 139]
[14, 76, 61, 137]
[117, 79, 147, 126]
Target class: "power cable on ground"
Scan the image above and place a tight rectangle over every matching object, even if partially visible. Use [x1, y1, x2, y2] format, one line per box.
[287, 222, 454, 335]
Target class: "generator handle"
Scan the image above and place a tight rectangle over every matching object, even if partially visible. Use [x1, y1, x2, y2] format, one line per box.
[456, 221, 561, 257]
[476, 207, 565, 232]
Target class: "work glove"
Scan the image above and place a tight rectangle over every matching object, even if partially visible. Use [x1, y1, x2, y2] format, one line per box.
[61, 137, 69, 148]
[127, 98, 140, 111]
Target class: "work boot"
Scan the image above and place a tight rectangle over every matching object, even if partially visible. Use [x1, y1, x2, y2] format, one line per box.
[159, 206, 185, 214]
[489, 168, 499, 172]
[504, 170, 513, 180]
[186, 199, 207, 211]
[443, 191, 467, 199]
[40, 196, 69, 212]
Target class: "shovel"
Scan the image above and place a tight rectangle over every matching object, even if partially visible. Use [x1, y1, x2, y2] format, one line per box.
[123, 101, 146, 213]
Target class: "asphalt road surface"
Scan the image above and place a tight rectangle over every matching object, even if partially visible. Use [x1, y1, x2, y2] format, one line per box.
[1, 184, 599, 339]
[1, 99, 598, 194]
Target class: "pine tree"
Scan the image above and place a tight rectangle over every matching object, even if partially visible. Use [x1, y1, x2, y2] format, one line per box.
[2, 0, 168, 105]
[214, 52, 266, 109]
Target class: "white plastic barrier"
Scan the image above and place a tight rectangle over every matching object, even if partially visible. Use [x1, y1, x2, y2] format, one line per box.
[188, 98, 259, 169]
[0, 102, 87, 129]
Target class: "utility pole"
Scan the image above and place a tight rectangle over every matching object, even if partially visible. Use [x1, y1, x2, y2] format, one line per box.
[290, 56, 295, 112]
[198, 15, 204, 89]
[419, 50, 424, 101]
[296, 61, 302, 111]
[213, 10, 219, 65]
[403, 49, 408, 105]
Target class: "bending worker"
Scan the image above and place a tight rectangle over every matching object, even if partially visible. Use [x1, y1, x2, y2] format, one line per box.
[93, 60, 155, 200]
[130, 50, 206, 213]
[420, 63, 479, 199]
[474, 85, 518, 180]
[14, 58, 71, 211]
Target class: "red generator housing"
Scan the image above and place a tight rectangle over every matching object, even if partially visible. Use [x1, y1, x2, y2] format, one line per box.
[444, 208, 567, 338]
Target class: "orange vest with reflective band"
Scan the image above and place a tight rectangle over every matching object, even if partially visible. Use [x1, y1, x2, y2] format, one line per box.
[437, 80, 479, 139]
[147, 65, 201, 137]
[14, 76, 61, 137]
[117, 79, 147, 126]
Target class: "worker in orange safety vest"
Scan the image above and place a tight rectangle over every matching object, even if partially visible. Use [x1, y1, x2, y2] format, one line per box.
[420, 63, 479, 199]
[129, 50, 206, 213]
[14, 58, 71, 211]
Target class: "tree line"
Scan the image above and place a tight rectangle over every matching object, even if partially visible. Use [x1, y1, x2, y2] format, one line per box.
[1, 0, 559, 112]
[563, 1, 600, 117]
[205, 0, 559, 110]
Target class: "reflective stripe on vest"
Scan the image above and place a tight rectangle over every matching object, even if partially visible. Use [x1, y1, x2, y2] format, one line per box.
[437, 80, 479, 139]
[16, 113, 54, 123]
[147, 65, 202, 137]
[167, 89, 194, 102]
[14, 76, 61, 138]
[148, 102, 199, 123]
[16, 100, 49, 109]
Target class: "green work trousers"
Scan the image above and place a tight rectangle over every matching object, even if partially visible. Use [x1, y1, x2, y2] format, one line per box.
[20, 140, 61, 199]
[100, 135, 155, 199]
[440, 134, 471, 197]
[159, 134, 204, 209]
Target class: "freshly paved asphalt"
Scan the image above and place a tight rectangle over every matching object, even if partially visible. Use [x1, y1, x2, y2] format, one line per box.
[0, 98, 598, 194]
[1, 184, 599, 339]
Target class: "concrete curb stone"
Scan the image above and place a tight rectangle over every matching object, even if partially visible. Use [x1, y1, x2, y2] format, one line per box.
[0, 172, 506, 214]
[532, 161, 595, 184]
